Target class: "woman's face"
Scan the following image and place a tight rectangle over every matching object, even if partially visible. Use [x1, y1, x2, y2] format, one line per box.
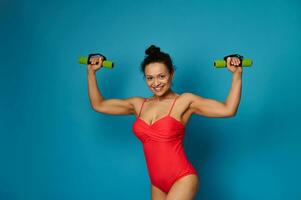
[144, 62, 174, 96]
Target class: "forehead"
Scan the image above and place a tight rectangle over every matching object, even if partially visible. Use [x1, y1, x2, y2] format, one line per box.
[144, 62, 169, 76]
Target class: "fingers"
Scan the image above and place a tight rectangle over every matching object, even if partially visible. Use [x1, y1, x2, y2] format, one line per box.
[89, 57, 98, 65]
[88, 55, 104, 72]
[89, 56, 103, 65]
[227, 57, 241, 66]
[97, 56, 104, 65]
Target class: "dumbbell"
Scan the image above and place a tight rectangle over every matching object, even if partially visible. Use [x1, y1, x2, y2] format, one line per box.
[78, 53, 114, 69]
[214, 54, 252, 68]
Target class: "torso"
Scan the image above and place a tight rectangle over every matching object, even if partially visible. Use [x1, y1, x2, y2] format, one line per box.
[131, 92, 198, 193]
[134, 93, 193, 126]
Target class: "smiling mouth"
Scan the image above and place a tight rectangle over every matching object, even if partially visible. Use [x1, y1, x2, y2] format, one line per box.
[153, 85, 164, 92]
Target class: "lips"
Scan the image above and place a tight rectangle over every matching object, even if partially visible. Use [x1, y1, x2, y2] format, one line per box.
[153, 86, 164, 92]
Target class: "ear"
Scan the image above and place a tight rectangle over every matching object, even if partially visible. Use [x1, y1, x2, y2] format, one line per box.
[170, 71, 175, 86]
[170, 71, 174, 80]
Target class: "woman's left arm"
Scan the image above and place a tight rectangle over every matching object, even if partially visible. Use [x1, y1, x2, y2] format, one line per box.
[187, 57, 242, 118]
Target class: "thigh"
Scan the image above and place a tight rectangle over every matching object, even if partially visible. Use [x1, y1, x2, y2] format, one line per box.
[166, 174, 199, 200]
[151, 184, 167, 200]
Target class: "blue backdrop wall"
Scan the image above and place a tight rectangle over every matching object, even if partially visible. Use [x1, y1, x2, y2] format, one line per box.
[1, 0, 300, 199]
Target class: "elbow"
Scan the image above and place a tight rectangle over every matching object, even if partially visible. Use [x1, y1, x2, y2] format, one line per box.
[226, 109, 237, 117]
[91, 104, 98, 112]
[91, 105, 99, 112]
[228, 112, 236, 117]
[91, 101, 105, 113]
[90, 101, 98, 110]
[221, 106, 237, 117]
[222, 103, 238, 117]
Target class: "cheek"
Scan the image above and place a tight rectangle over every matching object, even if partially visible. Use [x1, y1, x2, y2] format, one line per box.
[165, 78, 172, 84]
[159, 78, 171, 86]
[161, 80, 171, 88]
[146, 81, 152, 86]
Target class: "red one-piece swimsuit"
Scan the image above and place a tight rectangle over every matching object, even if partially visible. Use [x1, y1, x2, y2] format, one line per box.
[132, 95, 198, 193]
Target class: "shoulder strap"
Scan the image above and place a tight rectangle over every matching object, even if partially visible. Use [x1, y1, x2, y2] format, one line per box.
[138, 98, 147, 117]
[168, 96, 179, 115]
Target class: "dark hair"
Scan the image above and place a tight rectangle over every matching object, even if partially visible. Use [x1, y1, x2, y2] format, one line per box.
[140, 45, 175, 74]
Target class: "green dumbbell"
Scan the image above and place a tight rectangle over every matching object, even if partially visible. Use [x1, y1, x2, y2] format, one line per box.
[78, 53, 114, 69]
[214, 54, 252, 68]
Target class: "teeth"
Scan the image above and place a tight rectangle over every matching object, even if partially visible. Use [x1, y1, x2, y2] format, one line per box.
[154, 86, 163, 91]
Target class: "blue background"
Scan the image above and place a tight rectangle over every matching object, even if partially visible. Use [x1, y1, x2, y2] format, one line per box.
[1, 0, 301, 199]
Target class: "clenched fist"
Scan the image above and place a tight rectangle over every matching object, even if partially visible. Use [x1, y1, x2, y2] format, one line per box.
[226, 56, 243, 73]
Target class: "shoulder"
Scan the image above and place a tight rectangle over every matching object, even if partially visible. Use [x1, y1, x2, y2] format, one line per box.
[125, 96, 145, 106]
[178, 92, 203, 101]
[178, 93, 207, 108]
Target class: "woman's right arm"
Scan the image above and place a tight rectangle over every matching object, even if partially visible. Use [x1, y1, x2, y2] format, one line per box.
[87, 56, 140, 116]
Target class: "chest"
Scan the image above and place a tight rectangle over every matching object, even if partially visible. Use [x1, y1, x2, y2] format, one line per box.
[139, 101, 174, 124]
[132, 116, 185, 142]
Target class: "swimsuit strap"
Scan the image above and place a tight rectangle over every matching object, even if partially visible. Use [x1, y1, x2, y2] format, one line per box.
[138, 98, 147, 117]
[168, 95, 179, 116]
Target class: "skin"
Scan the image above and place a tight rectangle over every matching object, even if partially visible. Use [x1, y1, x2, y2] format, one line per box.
[87, 55, 242, 200]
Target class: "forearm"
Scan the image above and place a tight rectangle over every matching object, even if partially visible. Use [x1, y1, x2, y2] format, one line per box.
[224, 71, 242, 115]
[87, 69, 104, 107]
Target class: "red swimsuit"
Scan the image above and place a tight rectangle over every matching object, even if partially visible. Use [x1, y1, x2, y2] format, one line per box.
[132, 96, 198, 193]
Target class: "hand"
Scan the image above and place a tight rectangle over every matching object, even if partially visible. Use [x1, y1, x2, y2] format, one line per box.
[87, 55, 104, 72]
[226, 57, 243, 73]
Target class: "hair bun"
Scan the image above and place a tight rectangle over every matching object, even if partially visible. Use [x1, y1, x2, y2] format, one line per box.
[145, 45, 160, 56]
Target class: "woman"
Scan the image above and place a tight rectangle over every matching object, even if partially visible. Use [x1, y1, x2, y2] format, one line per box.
[87, 45, 242, 200]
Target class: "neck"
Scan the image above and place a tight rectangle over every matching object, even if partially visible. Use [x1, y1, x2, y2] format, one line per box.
[152, 89, 177, 102]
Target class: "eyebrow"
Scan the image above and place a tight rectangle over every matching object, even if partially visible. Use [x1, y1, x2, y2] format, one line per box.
[145, 73, 166, 77]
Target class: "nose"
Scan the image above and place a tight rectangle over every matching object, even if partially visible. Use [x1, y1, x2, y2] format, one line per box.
[153, 78, 160, 86]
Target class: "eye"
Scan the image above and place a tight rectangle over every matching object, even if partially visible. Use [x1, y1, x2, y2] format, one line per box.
[146, 77, 153, 80]
[159, 75, 165, 79]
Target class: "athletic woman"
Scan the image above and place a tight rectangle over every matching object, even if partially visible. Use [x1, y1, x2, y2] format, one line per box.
[87, 45, 242, 200]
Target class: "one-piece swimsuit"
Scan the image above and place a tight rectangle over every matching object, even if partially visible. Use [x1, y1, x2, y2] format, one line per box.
[132, 96, 198, 193]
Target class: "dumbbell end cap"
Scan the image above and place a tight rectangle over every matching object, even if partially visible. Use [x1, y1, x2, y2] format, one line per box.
[78, 56, 88, 64]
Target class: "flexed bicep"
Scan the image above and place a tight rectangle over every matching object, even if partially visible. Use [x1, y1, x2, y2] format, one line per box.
[186, 93, 234, 118]
[92, 97, 141, 116]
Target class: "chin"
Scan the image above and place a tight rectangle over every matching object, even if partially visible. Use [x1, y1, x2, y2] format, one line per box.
[155, 93, 164, 97]
[153, 90, 167, 96]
